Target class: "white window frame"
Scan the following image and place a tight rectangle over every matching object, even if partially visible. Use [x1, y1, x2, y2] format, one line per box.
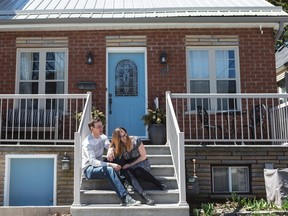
[212, 166, 250, 193]
[16, 48, 68, 94]
[15, 48, 68, 110]
[186, 46, 241, 111]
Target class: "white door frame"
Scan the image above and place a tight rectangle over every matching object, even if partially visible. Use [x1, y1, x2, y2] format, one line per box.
[4, 154, 57, 206]
[106, 47, 148, 138]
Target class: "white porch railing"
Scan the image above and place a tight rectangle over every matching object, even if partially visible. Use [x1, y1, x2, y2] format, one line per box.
[0, 93, 89, 144]
[166, 92, 188, 206]
[74, 92, 92, 206]
[169, 93, 288, 145]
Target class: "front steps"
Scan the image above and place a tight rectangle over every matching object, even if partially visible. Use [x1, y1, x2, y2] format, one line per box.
[71, 145, 189, 216]
[71, 204, 189, 216]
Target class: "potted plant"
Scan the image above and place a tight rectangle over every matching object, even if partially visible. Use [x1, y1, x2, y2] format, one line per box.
[76, 107, 106, 124]
[141, 108, 166, 145]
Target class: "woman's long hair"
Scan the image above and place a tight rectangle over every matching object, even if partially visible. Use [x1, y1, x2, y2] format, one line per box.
[110, 127, 132, 157]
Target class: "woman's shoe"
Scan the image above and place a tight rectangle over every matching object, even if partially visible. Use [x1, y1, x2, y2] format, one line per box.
[141, 192, 155, 205]
[160, 183, 167, 190]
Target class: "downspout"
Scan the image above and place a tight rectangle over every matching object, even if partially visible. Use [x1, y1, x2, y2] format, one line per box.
[275, 21, 285, 45]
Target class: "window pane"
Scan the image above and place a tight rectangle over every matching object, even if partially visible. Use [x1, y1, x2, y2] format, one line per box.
[19, 82, 38, 94]
[213, 166, 250, 193]
[217, 81, 237, 110]
[45, 82, 64, 94]
[190, 81, 210, 110]
[217, 80, 236, 93]
[216, 50, 236, 79]
[231, 167, 249, 192]
[213, 168, 229, 192]
[189, 50, 209, 79]
[46, 52, 65, 80]
[217, 98, 237, 110]
[190, 81, 210, 93]
[46, 99, 64, 110]
[20, 53, 39, 80]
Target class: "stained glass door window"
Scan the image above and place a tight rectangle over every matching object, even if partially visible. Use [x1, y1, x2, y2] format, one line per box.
[115, 59, 138, 96]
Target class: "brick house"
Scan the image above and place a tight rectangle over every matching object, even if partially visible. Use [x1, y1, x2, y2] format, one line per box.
[0, 0, 288, 215]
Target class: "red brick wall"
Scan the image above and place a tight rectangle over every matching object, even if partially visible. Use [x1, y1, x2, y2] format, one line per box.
[0, 28, 277, 108]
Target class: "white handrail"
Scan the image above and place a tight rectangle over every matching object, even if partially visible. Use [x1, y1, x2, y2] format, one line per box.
[73, 92, 92, 206]
[166, 91, 188, 206]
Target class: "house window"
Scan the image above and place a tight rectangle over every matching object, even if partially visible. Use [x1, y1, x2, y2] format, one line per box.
[188, 47, 240, 111]
[17, 48, 67, 109]
[212, 166, 250, 193]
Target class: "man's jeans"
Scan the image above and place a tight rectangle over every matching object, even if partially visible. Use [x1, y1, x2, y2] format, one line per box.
[84, 165, 127, 199]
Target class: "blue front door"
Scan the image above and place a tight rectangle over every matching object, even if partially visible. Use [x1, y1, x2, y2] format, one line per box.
[107, 49, 146, 137]
[7, 156, 55, 206]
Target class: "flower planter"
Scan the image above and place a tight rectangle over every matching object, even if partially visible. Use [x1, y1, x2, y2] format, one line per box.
[148, 124, 166, 145]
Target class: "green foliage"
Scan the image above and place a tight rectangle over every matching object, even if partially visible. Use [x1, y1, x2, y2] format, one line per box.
[281, 198, 288, 210]
[201, 203, 215, 216]
[193, 193, 288, 215]
[243, 198, 271, 211]
[141, 108, 166, 125]
[267, 0, 288, 48]
[192, 208, 200, 216]
[231, 192, 241, 203]
[76, 107, 106, 124]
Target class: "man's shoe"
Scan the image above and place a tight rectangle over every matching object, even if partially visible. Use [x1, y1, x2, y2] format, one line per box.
[122, 194, 141, 206]
[124, 180, 134, 192]
[141, 193, 155, 205]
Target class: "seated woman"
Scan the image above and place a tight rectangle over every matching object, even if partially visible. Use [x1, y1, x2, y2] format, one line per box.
[110, 127, 167, 205]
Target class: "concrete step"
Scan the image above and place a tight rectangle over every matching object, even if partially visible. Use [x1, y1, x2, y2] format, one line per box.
[81, 176, 178, 190]
[148, 155, 172, 165]
[151, 164, 175, 176]
[71, 203, 190, 216]
[80, 189, 180, 205]
[144, 145, 171, 155]
[75, 145, 190, 216]
[101, 154, 172, 165]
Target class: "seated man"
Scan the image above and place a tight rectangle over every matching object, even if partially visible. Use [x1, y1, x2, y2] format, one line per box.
[82, 118, 141, 206]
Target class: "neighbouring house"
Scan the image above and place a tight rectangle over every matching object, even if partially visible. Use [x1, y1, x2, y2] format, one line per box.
[275, 44, 288, 96]
[0, 0, 288, 215]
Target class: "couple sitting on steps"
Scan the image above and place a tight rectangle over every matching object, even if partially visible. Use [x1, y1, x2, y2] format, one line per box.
[82, 118, 167, 206]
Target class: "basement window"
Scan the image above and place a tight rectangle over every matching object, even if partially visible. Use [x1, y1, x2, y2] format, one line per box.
[212, 166, 250, 193]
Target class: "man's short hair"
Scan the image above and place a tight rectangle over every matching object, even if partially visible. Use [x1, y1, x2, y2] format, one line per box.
[88, 117, 102, 130]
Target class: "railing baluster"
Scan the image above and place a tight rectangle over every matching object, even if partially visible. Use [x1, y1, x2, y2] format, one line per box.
[170, 93, 288, 145]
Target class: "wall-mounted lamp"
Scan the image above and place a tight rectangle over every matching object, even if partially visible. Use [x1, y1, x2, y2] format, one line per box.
[259, 25, 263, 34]
[86, 51, 94, 65]
[160, 50, 167, 64]
[61, 152, 70, 171]
[160, 50, 169, 74]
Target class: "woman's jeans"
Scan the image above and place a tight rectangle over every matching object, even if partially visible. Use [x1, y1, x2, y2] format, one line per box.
[84, 165, 127, 199]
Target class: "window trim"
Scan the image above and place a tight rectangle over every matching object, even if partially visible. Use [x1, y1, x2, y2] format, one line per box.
[16, 48, 68, 95]
[212, 165, 250, 194]
[186, 46, 241, 111]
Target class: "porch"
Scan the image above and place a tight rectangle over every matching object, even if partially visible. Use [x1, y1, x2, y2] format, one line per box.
[167, 92, 288, 146]
[1, 92, 288, 215]
[0, 93, 287, 145]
